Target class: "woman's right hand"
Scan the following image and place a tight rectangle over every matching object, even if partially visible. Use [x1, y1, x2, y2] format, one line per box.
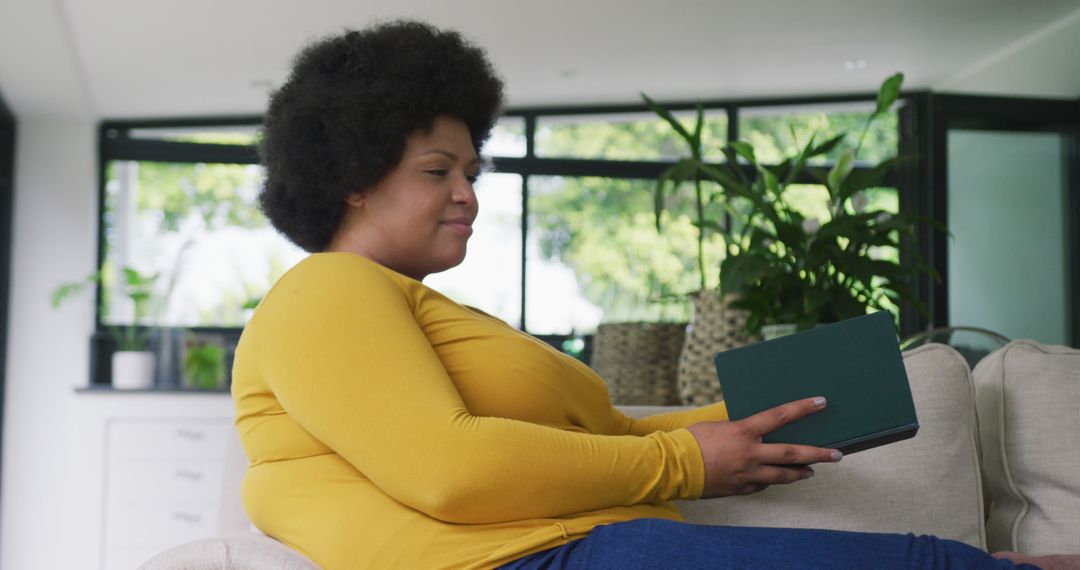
[687, 397, 843, 499]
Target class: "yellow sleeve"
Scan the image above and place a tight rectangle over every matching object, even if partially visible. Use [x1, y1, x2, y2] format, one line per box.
[251, 256, 705, 524]
[610, 402, 729, 436]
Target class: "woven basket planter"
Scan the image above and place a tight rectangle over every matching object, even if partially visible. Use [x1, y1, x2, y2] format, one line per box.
[677, 290, 760, 405]
[591, 322, 687, 405]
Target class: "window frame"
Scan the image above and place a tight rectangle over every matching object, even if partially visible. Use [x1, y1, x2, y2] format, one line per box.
[0, 90, 16, 474]
[898, 93, 1080, 346]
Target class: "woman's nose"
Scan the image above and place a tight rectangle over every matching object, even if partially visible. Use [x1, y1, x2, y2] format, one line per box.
[452, 175, 477, 206]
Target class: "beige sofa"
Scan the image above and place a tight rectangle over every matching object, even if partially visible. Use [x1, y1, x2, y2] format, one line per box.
[140, 340, 1080, 569]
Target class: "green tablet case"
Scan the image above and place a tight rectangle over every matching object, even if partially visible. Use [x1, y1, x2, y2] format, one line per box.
[714, 311, 919, 455]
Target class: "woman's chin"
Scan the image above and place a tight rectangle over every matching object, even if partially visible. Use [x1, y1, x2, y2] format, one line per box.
[444, 253, 468, 272]
[426, 250, 468, 276]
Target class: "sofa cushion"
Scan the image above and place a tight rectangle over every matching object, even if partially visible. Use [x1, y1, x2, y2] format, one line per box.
[671, 343, 986, 547]
[138, 532, 320, 570]
[973, 339, 1080, 554]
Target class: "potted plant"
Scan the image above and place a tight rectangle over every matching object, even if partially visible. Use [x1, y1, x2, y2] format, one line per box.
[639, 90, 760, 405]
[182, 331, 227, 390]
[52, 266, 160, 389]
[644, 73, 939, 400]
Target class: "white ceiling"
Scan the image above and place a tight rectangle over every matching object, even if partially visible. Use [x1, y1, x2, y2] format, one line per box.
[1, 0, 1079, 119]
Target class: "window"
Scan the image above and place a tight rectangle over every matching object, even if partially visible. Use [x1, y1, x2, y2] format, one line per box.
[536, 111, 728, 162]
[525, 176, 722, 334]
[96, 94, 905, 378]
[102, 159, 302, 327]
[100, 124, 301, 329]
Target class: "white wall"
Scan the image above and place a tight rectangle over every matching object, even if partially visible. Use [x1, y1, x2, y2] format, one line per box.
[937, 8, 1080, 98]
[0, 0, 100, 563]
[0, 117, 98, 569]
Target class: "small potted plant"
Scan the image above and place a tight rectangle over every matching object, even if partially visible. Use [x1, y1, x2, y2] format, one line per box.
[52, 266, 160, 389]
[182, 332, 227, 390]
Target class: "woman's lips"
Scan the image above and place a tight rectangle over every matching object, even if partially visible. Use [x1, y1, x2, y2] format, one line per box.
[441, 220, 473, 236]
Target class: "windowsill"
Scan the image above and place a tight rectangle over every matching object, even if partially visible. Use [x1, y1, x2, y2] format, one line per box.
[76, 385, 230, 394]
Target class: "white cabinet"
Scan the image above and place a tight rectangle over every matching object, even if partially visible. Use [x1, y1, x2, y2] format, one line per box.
[72, 394, 235, 570]
[102, 417, 231, 569]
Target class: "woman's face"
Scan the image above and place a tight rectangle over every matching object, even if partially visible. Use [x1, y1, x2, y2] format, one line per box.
[330, 115, 480, 280]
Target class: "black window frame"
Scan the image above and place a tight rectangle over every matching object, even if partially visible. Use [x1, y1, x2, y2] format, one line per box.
[0, 89, 17, 489]
[899, 93, 1080, 345]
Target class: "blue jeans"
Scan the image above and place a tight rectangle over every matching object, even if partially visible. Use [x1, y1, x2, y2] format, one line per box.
[498, 518, 1037, 569]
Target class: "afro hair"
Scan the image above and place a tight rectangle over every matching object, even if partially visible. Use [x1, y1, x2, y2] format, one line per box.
[258, 20, 505, 252]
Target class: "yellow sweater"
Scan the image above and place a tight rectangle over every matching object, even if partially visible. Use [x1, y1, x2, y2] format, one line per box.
[233, 253, 728, 569]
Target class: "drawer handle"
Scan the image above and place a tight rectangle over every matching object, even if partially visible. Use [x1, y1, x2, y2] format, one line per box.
[172, 511, 203, 523]
[175, 428, 205, 441]
[173, 469, 204, 481]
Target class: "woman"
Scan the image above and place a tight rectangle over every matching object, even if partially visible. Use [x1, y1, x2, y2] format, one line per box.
[234, 20, 1070, 569]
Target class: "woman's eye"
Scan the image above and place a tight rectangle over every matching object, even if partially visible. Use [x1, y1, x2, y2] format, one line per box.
[425, 169, 448, 177]
[466, 173, 480, 184]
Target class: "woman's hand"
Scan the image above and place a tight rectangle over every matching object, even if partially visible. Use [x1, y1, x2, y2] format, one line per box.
[687, 397, 842, 499]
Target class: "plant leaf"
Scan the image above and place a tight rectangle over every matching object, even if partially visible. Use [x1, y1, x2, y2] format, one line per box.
[765, 158, 793, 182]
[721, 147, 750, 185]
[806, 133, 847, 159]
[783, 128, 819, 185]
[906, 213, 951, 235]
[774, 218, 806, 251]
[692, 219, 726, 233]
[50, 271, 101, 309]
[719, 256, 741, 295]
[641, 93, 694, 146]
[827, 149, 856, 194]
[836, 158, 895, 204]
[653, 170, 672, 232]
[122, 267, 140, 285]
[692, 102, 705, 150]
[875, 73, 904, 116]
[759, 166, 780, 197]
[748, 227, 777, 250]
[51, 283, 81, 309]
[729, 140, 756, 163]
[720, 252, 774, 296]
[818, 212, 879, 237]
[804, 285, 831, 311]
[696, 164, 747, 195]
[653, 158, 696, 232]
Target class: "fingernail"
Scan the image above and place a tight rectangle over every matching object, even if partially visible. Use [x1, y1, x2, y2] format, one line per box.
[803, 469, 815, 480]
[812, 397, 827, 408]
[830, 450, 843, 461]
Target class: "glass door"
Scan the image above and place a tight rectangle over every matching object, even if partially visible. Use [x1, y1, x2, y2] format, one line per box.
[900, 94, 1080, 347]
[947, 129, 1071, 345]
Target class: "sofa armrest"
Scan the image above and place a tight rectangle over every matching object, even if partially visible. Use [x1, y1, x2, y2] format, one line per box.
[138, 532, 320, 570]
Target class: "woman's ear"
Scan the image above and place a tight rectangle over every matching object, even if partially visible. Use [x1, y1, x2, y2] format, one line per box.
[344, 192, 365, 208]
